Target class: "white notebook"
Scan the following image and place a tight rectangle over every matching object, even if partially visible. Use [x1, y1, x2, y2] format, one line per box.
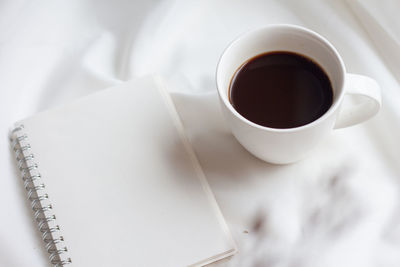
[9, 76, 236, 267]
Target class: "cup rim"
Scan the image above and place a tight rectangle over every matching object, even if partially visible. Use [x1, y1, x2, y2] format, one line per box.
[216, 24, 346, 133]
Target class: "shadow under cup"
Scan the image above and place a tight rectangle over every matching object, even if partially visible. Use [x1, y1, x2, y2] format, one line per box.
[216, 25, 346, 164]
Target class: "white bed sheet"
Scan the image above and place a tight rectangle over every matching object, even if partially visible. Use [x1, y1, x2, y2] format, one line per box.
[1, 0, 399, 266]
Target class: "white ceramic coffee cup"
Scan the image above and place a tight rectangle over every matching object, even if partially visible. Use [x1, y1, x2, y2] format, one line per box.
[216, 24, 381, 164]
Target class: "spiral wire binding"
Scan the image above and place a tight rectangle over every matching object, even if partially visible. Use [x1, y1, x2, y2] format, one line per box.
[10, 125, 72, 266]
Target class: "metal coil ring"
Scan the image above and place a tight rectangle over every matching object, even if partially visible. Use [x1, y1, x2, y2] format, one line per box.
[36, 214, 56, 224]
[52, 258, 72, 267]
[11, 125, 71, 266]
[16, 134, 28, 141]
[23, 174, 41, 188]
[39, 225, 60, 234]
[18, 154, 34, 168]
[16, 152, 33, 162]
[51, 259, 71, 266]
[38, 219, 57, 232]
[20, 163, 38, 173]
[11, 140, 19, 151]
[45, 236, 64, 250]
[28, 189, 38, 201]
[37, 216, 56, 225]
[29, 193, 49, 205]
[54, 258, 72, 267]
[34, 205, 53, 218]
[15, 149, 31, 160]
[36, 214, 56, 232]
[38, 218, 57, 232]
[49, 247, 68, 263]
[23, 173, 41, 182]
[24, 179, 34, 189]
[10, 124, 24, 134]
[10, 131, 26, 144]
[14, 143, 31, 155]
[33, 204, 52, 212]
[49, 247, 68, 260]
[42, 231, 53, 242]
[43, 235, 62, 244]
[47, 246, 69, 254]
[11, 134, 28, 148]
[26, 183, 45, 192]
[41, 225, 60, 240]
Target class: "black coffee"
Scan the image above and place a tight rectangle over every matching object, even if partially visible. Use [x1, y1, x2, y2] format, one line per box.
[229, 51, 333, 129]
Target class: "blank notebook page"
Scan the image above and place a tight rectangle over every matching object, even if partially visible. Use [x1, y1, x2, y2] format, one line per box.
[16, 76, 236, 266]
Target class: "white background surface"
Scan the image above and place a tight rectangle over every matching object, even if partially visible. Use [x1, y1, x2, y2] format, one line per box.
[1, 1, 400, 266]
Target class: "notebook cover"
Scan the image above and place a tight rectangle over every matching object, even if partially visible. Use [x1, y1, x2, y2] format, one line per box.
[10, 75, 236, 267]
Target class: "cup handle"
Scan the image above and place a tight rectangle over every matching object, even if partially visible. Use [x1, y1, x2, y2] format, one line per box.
[334, 73, 381, 129]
